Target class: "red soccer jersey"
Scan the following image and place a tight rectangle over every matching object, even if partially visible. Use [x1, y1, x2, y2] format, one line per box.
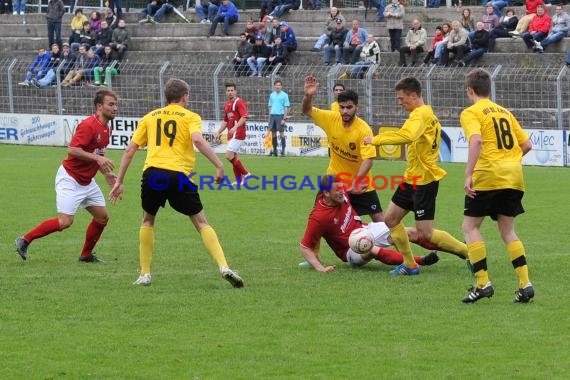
[223, 96, 248, 140]
[300, 192, 364, 261]
[62, 114, 111, 185]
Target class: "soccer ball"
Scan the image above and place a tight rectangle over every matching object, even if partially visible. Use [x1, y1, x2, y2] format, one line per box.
[348, 228, 374, 254]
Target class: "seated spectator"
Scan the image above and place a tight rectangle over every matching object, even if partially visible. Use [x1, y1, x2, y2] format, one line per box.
[267, 36, 287, 71]
[139, 0, 163, 23]
[259, 0, 276, 21]
[208, 0, 239, 37]
[468, 4, 498, 41]
[195, 0, 220, 23]
[93, 20, 113, 57]
[522, 5, 551, 51]
[278, 21, 297, 62]
[432, 22, 451, 65]
[351, 34, 381, 79]
[61, 44, 90, 86]
[423, 25, 444, 65]
[485, 0, 508, 18]
[59, 42, 76, 80]
[69, 8, 88, 45]
[266, 0, 300, 21]
[148, 0, 185, 24]
[104, 7, 118, 29]
[12, 0, 25, 15]
[384, 0, 405, 52]
[460, 8, 475, 32]
[89, 11, 102, 33]
[247, 34, 271, 77]
[399, 19, 427, 66]
[93, 45, 119, 86]
[536, 5, 570, 52]
[18, 47, 52, 86]
[441, 20, 470, 66]
[233, 33, 252, 76]
[488, 7, 518, 52]
[311, 7, 345, 52]
[343, 19, 368, 64]
[459, 21, 490, 66]
[82, 48, 102, 85]
[369, 0, 385, 22]
[110, 19, 129, 60]
[71, 21, 96, 53]
[509, 0, 545, 38]
[245, 18, 259, 44]
[323, 19, 348, 65]
[31, 44, 62, 88]
[265, 17, 280, 46]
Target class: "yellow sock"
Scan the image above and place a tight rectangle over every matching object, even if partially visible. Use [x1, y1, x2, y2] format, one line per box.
[139, 226, 154, 275]
[430, 229, 468, 259]
[199, 225, 228, 269]
[507, 240, 530, 288]
[468, 241, 489, 288]
[389, 222, 416, 267]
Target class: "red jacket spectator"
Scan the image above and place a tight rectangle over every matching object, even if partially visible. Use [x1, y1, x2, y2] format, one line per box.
[529, 9, 552, 34]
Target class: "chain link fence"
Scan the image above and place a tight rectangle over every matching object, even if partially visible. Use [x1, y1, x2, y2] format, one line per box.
[3, 59, 569, 130]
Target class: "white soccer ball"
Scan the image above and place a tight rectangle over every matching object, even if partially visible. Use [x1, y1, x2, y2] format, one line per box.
[348, 228, 374, 254]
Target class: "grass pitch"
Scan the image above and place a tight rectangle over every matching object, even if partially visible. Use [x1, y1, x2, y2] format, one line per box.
[1, 144, 569, 379]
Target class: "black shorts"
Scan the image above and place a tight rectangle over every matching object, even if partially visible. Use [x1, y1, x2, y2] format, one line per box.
[268, 115, 285, 133]
[464, 189, 524, 221]
[391, 181, 439, 221]
[141, 167, 204, 216]
[348, 190, 383, 216]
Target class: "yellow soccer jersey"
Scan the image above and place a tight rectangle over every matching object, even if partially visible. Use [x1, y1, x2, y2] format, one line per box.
[311, 107, 376, 191]
[330, 101, 339, 113]
[371, 104, 446, 185]
[460, 98, 529, 191]
[132, 104, 202, 176]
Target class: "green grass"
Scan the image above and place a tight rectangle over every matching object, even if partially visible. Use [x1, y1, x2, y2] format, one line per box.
[1, 145, 569, 379]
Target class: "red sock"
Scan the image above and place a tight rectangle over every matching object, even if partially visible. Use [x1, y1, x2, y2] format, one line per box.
[374, 248, 423, 266]
[231, 156, 249, 178]
[80, 219, 107, 257]
[24, 218, 62, 243]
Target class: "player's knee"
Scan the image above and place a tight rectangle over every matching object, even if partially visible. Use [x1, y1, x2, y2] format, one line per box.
[58, 215, 74, 229]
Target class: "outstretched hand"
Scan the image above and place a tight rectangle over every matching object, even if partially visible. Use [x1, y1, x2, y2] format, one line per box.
[108, 182, 124, 205]
[304, 76, 319, 96]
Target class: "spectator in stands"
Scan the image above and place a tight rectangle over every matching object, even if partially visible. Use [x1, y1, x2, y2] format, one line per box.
[69, 8, 88, 45]
[104, 8, 118, 29]
[209, 0, 239, 37]
[61, 44, 90, 86]
[247, 34, 271, 77]
[369, 0, 386, 22]
[423, 25, 444, 65]
[109, 0, 123, 21]
[60, 42, 75, 80]
[441, 20, 470, 66]
[266, 0, 300, 21]
[323, 19, 348, 65]
[149, 0, 185, 23]
[93, 45, 119, 86]
[267, 36, 287, 70]
[311, 7, 344, 52]
[110, 19, 129, 60]
[196, 0, 220, 23]
[71, 21, 96, 53]
[384, 0, 405, 52]
[485, 0, 508, 18]
[139, 0, 162, 23]
[469, 4, 498, 41]
[89, 11, 102, 33]
[399, 19, 427, 66]
[12, 0, 26, 15]
[488, 7, 518, 52]
[278, 21, 297, 61]
[459, 21, 490, 66]
[265, 17, 280, 46]
[343, 19, 368, 64]
[509, 0, 545, 38]
[233, 32, 252, 76]
[31, 44, 62, 88]
[351, 34, 381, 79]
[18, 47, 52, 87]
[460, 7, 475, 32]
[82, 48, 102, 85]
[432, 21, 451, 65]
[535, 5, 570, 53]
[46, 0, 65, 49]
[259, 0, 275, 21]
[245, 18, 259, 43]
[93, 20, 113, 57]
[522, 5, 551, 51]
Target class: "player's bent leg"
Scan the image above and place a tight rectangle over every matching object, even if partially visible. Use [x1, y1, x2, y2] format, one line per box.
[346, 249, 373, 267]
[80, 206, 109, 263]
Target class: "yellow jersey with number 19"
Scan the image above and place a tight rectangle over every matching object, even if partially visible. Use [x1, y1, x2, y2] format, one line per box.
[132, 104, 202, 176]
[460, 98, 529, 191]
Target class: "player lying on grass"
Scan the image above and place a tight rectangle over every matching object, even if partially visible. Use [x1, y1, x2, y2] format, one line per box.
[299, 176, 468, 272]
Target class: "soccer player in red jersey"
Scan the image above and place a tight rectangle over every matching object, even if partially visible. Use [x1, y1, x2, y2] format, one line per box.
[214, 83, 251, 185]
[15, 89, 119, 263]
[299, 176, 456, 272]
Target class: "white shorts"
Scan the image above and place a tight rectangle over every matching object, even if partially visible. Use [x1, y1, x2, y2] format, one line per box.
[55, 165, 105, 215]
[346, 222, 391, 267]
[227, 138, 245, 153]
